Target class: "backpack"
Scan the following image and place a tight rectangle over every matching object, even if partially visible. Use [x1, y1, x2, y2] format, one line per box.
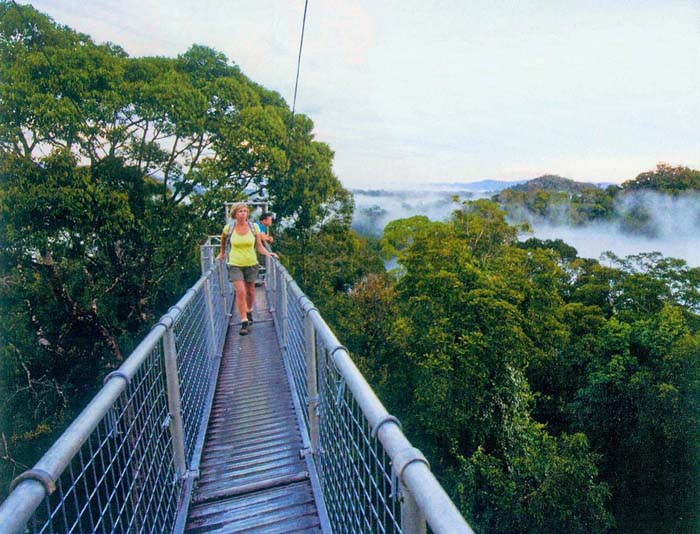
[224, 220, 257, 260]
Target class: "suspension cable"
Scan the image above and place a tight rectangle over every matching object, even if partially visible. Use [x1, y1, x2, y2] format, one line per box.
[291, 0, 310, 121]
[285, 0, 310, 170]
[278, 0, 311, 207]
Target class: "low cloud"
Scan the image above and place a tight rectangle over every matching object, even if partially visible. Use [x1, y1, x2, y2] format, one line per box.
[351, 188, 471, 236]
[352, 188, 700, 267]
[523, 191, 700, 267]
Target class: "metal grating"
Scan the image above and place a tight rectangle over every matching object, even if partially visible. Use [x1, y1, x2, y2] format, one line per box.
[185, 291, 321, 533]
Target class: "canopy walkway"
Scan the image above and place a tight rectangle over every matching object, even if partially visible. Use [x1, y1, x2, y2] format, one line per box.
[0, 238, 474, 533]
[185, 290, 321, 533]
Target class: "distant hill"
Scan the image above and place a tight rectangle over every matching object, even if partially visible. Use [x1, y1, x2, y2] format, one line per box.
[504, 175, 601, 194]
[493, 174, 616, 225]
[492, 166, 700, 232]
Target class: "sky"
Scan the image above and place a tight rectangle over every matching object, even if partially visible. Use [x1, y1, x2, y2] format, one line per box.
[24, 0, 700, 188]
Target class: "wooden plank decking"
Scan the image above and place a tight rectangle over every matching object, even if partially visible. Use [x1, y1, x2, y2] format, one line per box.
[185, 290, 321, 533]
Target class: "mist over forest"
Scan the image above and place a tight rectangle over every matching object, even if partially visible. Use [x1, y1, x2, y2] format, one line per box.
[2, 4, 699, 532]
[352, 179, 700, 268]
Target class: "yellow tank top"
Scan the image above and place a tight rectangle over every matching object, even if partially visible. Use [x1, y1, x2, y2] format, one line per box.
[225, 224, 257, 266]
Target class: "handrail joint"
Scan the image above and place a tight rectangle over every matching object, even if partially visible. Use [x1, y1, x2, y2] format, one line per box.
[9, 469, 56, 496]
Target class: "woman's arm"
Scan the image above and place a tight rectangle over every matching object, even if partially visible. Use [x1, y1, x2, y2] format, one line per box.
[256, 232, 278, 258]
[217, 229, 227, 260]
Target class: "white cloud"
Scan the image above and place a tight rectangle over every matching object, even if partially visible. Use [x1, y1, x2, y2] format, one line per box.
[24, 0, 700, 188]
[352, 187, 700, 268]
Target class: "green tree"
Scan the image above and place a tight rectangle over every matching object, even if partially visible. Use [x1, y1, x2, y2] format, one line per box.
[379, 215, 437, 260]
[572, 305, 700, 533]
[622, 163, 700, 194]
[462, 427, 612, 534]
[452, 199, 520, 261]
[0, 2, 354, 497]
[0, 150, 202, 491]
[277, 222, 384, 327]
[344, 215, 613, 533]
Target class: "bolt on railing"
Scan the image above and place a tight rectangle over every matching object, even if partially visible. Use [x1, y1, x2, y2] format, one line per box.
[266, 258, 475, 534]
[0, 243, 233, 534]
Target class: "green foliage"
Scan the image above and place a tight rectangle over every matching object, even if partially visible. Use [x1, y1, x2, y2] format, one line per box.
[603, 252, 700, 313]
[0, 2, 350, 232]
[2, 5, 699, 533]
[451, 199, 520, 260]
[337, 273, 398, 384]
[622, 163, 700, 194]
[0, 151, 202, 491]
[331, 213, 615, 532]
[492, 164, 700, 231]
[516, 238, 579, 263]
[568, 303, 700, 533]
[379, 214, 436, 260]
[330, 202, 700, 533]
[503, 175, 601, 194]
[494, 176, 615, 226]
[462, 428, 613, 534]
[0, 1, 352, 498]
[276, 222, 384, 327]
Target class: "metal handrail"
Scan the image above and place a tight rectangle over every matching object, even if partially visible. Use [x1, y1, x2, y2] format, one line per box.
[266, 257, 474, 534]
[1, 237, 473, 533]
[0, 259, 232, 534]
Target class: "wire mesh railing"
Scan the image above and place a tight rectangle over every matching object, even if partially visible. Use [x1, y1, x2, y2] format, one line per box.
[315, 333, 402, 533]
[201, 236, 234, 354]
[173, 288, 215, 464]
[266, 258, 475, 534]
[0, 247, 232, 534]
[1, 228, 473, 534]
[285, 283, 311, 433]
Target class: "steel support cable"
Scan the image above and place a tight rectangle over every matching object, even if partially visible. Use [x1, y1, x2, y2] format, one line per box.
[285, 0, 309, 276]
[291, 0, 310, 119]
[219, 1, 310, 214]
[284, 0, 310, 183]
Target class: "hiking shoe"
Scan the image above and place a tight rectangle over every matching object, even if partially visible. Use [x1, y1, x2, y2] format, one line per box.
[239, 321, 249, 336]
[247, 312, 253, 324]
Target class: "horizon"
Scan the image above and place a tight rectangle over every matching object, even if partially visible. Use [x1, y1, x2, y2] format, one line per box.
[348, 172, 646, 191]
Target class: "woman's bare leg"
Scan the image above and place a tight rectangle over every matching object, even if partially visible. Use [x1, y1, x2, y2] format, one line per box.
[234, 280, 248, 321]
[245, 281, 256, 320]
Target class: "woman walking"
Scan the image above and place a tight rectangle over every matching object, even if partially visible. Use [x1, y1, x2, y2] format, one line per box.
[217, 203, 278, 335]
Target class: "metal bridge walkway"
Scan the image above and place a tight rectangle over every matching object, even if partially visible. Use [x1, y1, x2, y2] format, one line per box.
[0, 252, 473, 534]
[185, 290, 322, 533]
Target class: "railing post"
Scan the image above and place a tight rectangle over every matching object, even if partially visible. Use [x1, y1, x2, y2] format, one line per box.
[401, 482, 427, 534]
[305, 312, 320, 452]
[268, 255, 276, 313]
[280, 275, 288, 351]
[200, 247, 208, 275]
[203, 272, 218, 355]
[218, 260, 230, 316]
[163, 325, 187, 479]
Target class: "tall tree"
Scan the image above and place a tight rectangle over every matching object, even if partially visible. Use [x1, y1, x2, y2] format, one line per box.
[337, 207, 613, 532]
[0, 1, 353, 496]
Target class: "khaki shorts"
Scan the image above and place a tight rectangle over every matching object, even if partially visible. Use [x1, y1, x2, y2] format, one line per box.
[227, 264, 260, 283]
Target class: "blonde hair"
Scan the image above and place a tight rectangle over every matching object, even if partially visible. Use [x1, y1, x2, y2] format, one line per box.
[229, 203, 249, 218]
